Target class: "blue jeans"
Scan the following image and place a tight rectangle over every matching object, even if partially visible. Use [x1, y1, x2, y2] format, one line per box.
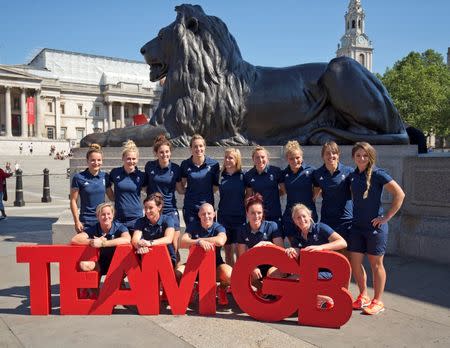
[0, 191, 4, 210]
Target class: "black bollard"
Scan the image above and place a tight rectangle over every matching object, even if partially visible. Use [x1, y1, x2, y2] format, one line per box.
[41, 168, 52, 203]
[14, 169, 25, 207]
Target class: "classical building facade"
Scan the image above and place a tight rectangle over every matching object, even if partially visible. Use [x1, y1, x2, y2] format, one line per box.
[0, 48, 160, 144]
[336, 0, 374, 72]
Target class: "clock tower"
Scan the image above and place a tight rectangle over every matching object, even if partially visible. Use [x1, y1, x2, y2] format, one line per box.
[336, 0, 373, 72]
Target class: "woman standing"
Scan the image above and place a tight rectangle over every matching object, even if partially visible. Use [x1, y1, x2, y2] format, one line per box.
[349, 142, 405, 315]
[244, 146, 284, 227]
[281, 141, 317, 239]
[109, 140, 145, 233]
[180, 134, 220, 227]
[218, 148, 246, 266]
[132, 193, 176, 265]
[312, 142, 353, 248]
[0, 162, 13, 220]
[145, 135, 184, 259]
[70, 144, 111, 233]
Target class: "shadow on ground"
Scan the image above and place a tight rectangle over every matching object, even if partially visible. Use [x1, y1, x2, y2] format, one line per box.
[0, 216, 56, 244]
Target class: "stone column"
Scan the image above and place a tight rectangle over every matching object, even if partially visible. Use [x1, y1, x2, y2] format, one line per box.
[107, 102, 113, 130]
[138, 103, 142, 115]
[35, 89, 43, 138]
[55, 97, 61, 139]
[20, 88, 27, 137]
[5, 86, 12, 137]
[120, 102, 125, 128]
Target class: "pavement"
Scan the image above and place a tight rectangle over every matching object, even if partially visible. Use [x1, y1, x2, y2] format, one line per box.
[0, 155, 449, 347]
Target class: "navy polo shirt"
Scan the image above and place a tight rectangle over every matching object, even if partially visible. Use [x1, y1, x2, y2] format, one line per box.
[186, 221, 226, 266]
[110, 167, 145, 221]
[281, 164, 317, 221]
[84, 220, 129, 240]
[349, 167, 392, 231]
[181, 156, 220, 215]
[134, 214, 176, 263]
[312, 163, 353, 227]
[218, 170, 246, 223]
[236, 220, 282, 249]
[71, 169, 111, 224]
[144, 160, 181, 214]
[244, 165, 283, 219]
[290, 222, 334, 249]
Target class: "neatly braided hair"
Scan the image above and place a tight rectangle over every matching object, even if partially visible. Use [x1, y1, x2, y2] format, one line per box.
[352, 142, 377, 199]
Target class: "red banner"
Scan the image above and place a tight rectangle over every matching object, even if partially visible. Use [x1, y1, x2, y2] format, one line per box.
[27, 97, 35, 125]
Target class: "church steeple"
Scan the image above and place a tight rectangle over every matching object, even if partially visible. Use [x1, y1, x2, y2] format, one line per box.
[336, 0, 373, 71]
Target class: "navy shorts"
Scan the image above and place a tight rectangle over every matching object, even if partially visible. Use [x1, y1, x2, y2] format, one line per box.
[282, 214, 297, 238]
[164, 210, 181, 230]
[218, 215, 245, 245]
[348, 225, 388, 255]
[323, 220, 352, 244]
[182, 208, 200, 227]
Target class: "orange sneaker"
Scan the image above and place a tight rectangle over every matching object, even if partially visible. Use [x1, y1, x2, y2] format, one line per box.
[217, 286, 228, 306]
[363, 299, 385, 315]
[352, 294, 371, 310]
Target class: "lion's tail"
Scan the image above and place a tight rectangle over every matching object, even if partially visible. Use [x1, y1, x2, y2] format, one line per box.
[308, 127, 410, 145]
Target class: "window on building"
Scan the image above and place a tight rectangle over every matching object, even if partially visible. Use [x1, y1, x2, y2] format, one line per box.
[13, 97, 20, 110]
[95, 106, 100, 117]
[61, 104, 65, 115]
[47, 101, 53, 113]
[46, 126, 55, 139]
[352, 20, 355, 29]
[347, 21, 349, 30]
[358, 20, 361, 29]
[78, 104, 83, 116]
[125, 106, 129, 118]
[358, 54, 365, 66]
[76, 128, 85, 139]
[60, 127, 67, 140]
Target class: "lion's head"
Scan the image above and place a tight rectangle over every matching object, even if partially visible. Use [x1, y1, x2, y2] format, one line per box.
[141, 4, 253, 145]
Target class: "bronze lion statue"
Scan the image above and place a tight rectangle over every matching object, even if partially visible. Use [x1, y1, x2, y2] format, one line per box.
[81, 4, 408, 147]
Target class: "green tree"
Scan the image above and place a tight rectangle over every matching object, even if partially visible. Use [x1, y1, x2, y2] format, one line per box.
[380, 49, 450, 137]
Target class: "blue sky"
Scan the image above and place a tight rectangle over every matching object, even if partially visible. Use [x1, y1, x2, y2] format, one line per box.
[1, 0, 449, 74]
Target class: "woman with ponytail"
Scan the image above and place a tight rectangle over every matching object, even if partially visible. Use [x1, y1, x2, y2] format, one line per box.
[349, 142, 405, 315]
[109, 140, 145, 233]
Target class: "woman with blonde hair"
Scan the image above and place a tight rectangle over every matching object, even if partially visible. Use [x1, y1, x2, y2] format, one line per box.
[349, 142, 405, 315]
[108, 140, 146, 233]
[218, 147, 246, 266]
[244, 146, 284, 228]
[180, 134, 220, 227]
[71, 202, 131, 298]
[281, 140, 317, 239]
[70, 144, 112, 233]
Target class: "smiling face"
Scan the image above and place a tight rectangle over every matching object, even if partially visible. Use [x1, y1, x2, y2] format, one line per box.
[144, 199, 161, 223]
[87, 152, 102, 173]
[252, 150, 268, 172]
[98, 206, 113, 229]
[122, 151, 138, 171]
[353, 148, 370, 172]
[156, 144, 171, 167]
[292, 208, 312, 232]
[287, 150, 303, 172]
[224, 152, 237, 172]
[191, 139, 205, 158]
[247, 203, 264, 231]
[198, 204, 215, 229]
[322, 148, 339, 169]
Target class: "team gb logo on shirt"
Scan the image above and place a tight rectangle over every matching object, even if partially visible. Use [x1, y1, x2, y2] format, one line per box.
[269, 174, 274, 181]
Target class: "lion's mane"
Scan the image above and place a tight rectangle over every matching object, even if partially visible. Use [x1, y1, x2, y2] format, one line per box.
[151, 4, 254, 145]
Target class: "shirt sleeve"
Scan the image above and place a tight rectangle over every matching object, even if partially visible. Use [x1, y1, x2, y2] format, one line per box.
[373, 168, 393, 186]
[212, 161, 220, 186]
[180, 160, 188, 179]
[312, 169, 320, 187]
[163, 215, 175, 229]
[214, 223, 226, 236]
[71, 174, 80, 190]
[104, 172, 111, 188]
[275, 167, 283, 184]
[269, 221, 282, 240]
[243, 171, 251, 188]
[174, 165, 182, 182]
[134, 218, 145, 231]
[318, 222, 334, 240]
[118, 223, 129, 234]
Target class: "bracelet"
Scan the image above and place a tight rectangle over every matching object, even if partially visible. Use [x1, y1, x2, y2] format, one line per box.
[196, 239, 201, 246]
